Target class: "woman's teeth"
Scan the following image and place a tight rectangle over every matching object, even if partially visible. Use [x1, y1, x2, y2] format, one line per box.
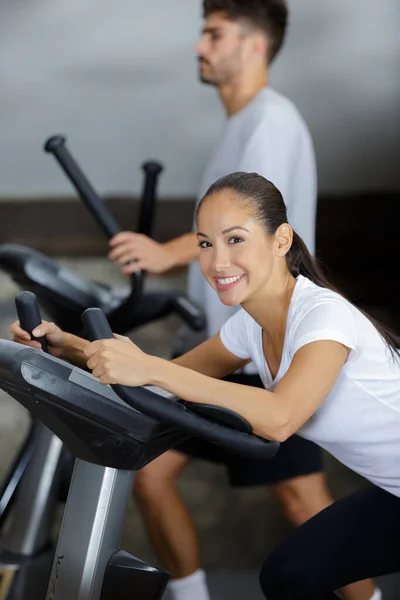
[217, 275, 242, 285]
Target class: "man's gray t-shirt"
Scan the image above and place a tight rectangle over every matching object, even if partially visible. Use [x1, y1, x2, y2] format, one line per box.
[177, 87, 317, 364]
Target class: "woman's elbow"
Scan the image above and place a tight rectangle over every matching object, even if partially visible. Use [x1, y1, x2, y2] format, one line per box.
[252, 399, 294, 443]
[256, 420, 293, 443]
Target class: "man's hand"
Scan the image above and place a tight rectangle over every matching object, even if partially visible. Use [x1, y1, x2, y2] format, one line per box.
[108, 232, 175, 275]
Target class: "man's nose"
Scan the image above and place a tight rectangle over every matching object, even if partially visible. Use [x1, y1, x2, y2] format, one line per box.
[195, 36, 207, 57]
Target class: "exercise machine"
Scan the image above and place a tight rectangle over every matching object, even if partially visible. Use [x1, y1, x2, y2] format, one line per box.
[0, 299, 279, 599]
[0, 292, 69, 599]
[0, 135, 205, 337]
[0, 136, 205, 529]
[0, 137, 165, 526]
[0, 281, 204, 599]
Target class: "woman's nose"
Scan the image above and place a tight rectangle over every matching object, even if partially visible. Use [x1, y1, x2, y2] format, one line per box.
[212, 248, 231, 272]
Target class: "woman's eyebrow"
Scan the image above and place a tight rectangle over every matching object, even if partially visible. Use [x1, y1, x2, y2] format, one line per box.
[196, 226, 249, 239]
[222, 226, 250, 235]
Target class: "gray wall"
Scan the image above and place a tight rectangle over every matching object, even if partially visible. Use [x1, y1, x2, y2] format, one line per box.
[0, 0, 399, 197]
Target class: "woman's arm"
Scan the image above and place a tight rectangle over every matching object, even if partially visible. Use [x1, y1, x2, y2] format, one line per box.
[9, 319, 90, 369]
[152, 340, 349, 440]
[59, 333, 90, 368]
[171, 333, 250, 378]
[84, 336, 349, 442]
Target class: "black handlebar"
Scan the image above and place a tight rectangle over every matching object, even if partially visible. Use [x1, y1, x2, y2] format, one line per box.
[44, 135, 121, 239]
[15, 291, 47, 352]
[82, 306, 115, 342]
[44, 134, 146, 297]
[139, 162, 163, 237]
[82, 308, 279, 460]
[170, 295, 205, 331]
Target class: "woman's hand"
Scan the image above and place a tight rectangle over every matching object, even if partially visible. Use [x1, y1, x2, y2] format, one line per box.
[84, 335, 159, 386]
[9, 320, 66, 358]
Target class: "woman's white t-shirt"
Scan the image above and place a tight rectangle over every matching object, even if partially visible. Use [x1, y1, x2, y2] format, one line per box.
[219, 275, 400, 498]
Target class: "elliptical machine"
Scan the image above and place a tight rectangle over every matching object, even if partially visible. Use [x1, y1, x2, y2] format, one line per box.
[0, 295, 279, 599]
[0, 136, 205, 537]
[0, 135, 205, 336]
[0, 275, 205, 600]
[0, 293, 71, 600]
[0, 141, 164, 529]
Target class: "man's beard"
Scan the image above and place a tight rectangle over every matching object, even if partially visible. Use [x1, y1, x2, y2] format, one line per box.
[198, 59, 218, 86]
[199, 72, 216, 85]
[198, 58, 236, 86]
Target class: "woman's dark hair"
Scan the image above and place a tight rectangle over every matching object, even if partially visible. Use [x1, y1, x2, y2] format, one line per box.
[197, 171, 400, 358]
[203, 0, 288, 64]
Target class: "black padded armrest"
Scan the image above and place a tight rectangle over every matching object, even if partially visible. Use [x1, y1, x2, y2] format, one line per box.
[185, 403, 252, 434]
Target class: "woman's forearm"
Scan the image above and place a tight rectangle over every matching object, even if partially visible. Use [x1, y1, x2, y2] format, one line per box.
[60, 333, 90, 369]
[150, 357, 290, 442]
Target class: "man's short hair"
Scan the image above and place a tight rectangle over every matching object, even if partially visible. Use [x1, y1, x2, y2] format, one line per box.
[203, 0, 288, 63]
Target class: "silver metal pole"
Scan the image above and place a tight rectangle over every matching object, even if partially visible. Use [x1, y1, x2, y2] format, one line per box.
[47, 460, 134, 600]
[2, 422, 64, 555]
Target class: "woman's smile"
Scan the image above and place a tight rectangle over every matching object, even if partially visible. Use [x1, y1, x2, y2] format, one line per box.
[213, 273, 246, 292]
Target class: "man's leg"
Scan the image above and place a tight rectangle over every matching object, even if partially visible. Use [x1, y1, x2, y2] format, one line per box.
[271, 472, 377, 600]
[133, 449, 198, 578]
[133, 449, 211, 600]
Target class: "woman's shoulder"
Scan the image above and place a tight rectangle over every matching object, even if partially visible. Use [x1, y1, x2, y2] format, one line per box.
[286, 277, 361, 359]
[293, 276, 353, 316]
[289, 276, 358, 336]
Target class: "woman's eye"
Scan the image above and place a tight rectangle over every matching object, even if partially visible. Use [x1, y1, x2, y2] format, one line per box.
[198, 241, 211, 248]
[229, 237, 244, 245]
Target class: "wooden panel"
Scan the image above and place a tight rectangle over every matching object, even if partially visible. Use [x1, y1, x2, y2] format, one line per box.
[0, 192, 399, 328]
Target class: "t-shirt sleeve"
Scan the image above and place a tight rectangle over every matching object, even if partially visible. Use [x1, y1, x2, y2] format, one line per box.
[237, 120, 293, 209]
[219, 309, 253, 360]
[290, 300, 358, 360]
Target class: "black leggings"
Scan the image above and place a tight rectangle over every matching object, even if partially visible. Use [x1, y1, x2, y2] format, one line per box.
[259, 485, 400, 600]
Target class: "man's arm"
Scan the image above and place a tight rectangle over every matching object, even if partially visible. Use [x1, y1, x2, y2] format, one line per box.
[108, 231, 199, 275]
[163, 231, 200, 268]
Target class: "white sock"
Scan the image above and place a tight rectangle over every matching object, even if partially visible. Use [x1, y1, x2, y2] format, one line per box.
[335, 587, 382, 600]
[168, 569, 211, 600]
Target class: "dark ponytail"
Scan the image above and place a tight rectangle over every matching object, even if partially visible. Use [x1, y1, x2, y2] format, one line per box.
[197, 172, 400, 358]
[287, 231, 332, 287]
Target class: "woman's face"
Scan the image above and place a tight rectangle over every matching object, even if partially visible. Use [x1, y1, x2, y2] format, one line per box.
[196, 189, 275, 306]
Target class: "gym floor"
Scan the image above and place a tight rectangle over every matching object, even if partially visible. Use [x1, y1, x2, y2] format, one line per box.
[0, 259, 399, 600]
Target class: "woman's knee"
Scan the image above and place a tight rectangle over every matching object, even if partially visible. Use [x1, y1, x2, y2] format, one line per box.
[259, 547, 295, 600]
[259, 544, 326, 600]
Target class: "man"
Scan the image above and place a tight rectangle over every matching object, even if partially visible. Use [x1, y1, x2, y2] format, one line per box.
[109, 2, 379, 600]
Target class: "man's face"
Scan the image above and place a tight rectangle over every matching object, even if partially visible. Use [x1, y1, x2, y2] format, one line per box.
[195, 12, 250, 86]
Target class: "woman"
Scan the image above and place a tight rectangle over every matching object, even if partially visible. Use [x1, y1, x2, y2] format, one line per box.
[10, 172, 400, 599]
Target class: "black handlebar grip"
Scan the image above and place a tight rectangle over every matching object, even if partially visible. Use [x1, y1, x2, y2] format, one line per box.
[81, 308, 114, 342]
[44, 135, 121, 239]
[171, 296, 206, 331]
[15, 292, 48, 352]
[80, 310, 278, 460]
[138, 161, 164, 237]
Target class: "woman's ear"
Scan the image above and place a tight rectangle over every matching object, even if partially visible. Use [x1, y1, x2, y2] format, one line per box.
[274, 224, 293, 257]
